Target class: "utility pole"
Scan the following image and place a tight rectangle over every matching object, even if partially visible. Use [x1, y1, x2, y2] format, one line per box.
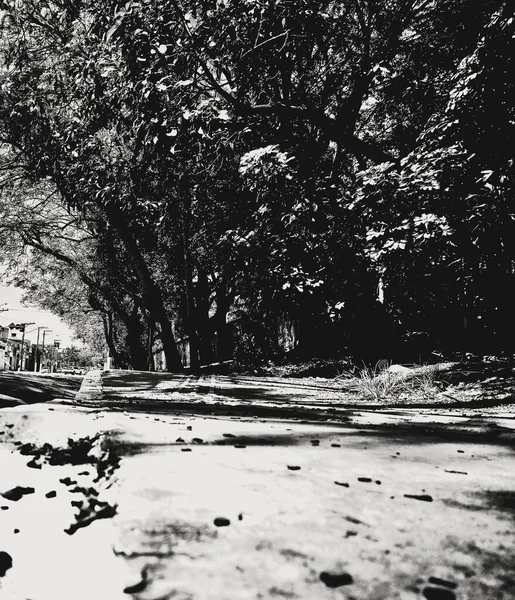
[40, 328, 52, 372]
[33, 326, 48, 372]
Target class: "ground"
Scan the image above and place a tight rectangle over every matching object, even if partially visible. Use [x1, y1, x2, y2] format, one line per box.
[0, 371, 82, 407]
[0, 367, 514, 600]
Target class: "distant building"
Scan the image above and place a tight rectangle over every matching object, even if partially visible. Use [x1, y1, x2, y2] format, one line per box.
[0, 326, 31, 370]
[0, 326, 8, 370]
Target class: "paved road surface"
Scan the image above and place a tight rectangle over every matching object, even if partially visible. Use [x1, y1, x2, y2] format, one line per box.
[0, 372, 82, 407]
[0, 370, 514, 600]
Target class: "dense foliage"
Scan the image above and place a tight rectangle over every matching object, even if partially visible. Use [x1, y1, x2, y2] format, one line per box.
[0, 0, 512, 368]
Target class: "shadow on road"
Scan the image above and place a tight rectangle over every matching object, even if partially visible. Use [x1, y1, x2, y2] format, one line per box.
[0, 372, 82, 406]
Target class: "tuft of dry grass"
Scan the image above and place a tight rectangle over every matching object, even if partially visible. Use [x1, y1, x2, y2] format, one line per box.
[353, 363, 445, 402]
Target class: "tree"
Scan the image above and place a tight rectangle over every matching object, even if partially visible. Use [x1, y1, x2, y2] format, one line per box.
[0, 0, 185, 370]
[1, 0, 510, 368]
[358, 2, 514, 354]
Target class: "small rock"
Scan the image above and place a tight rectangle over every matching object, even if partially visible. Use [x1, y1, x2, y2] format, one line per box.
[176, 437, 185, 443]
[59, 478, 77, 486]
[181, 448, 192, 452]
[345, 515, 368, 527]
[0, 551, 13, 577]
[287, 465, 301, 471]
[331, 443, 341, 448]
[123, 567, 148, 594]
[422, 586, 456, 600]
[344, 530, 357, 538]
[311, 439, 320, 446]
[45, 491, 57, 499]
[319, 570, 354, 588]
[20, 443, 37, 457]
[214, 517, 230, 527]
[238, 513, 243, 521]
[428, 577, 457, 590]
[1, 486, 35, 501]
[13, 529, 19, 534]
[444, 470, 467, 475]
[70, 486, 97, 496]
[27, 458, 42, 469]
[358, 477, 372, 483]
[375, 480, 382, 485]
[78, 471, 90, 476]
[1, 506, 8, 511]
[187, 426, 192, 431]
[335, 481, 349, 487]
[222, 433, 235, 438]
[404, 494, 433, 502]
[192, 438, 204, 444]
[234, 444, 246, 449]
[457, 450, 464, 453]
[6, 424, 13, 429]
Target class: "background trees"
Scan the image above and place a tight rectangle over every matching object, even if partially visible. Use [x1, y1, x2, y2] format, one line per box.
[0, 0, 512, 368]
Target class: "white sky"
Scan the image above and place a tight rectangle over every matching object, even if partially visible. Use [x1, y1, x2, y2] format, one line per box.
[0, 284, 79, 347]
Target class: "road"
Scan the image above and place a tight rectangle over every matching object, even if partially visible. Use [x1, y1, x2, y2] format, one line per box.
[0, 370, 514, 600]
[0, 372, 83, 407]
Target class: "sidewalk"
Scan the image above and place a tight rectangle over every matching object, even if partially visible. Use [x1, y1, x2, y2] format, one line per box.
[0, 370, 514, 600]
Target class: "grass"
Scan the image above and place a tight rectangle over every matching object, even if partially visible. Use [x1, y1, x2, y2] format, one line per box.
[353, 363, 445, 402]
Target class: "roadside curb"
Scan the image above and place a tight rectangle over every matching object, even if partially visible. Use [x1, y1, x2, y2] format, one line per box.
[74, 369, 104, 403]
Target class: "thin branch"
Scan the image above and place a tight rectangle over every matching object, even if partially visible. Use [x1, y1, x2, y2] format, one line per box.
[240, 30, 290, 60]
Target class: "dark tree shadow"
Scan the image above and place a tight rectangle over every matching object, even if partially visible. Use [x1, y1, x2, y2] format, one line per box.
[0, 373, 82, 406]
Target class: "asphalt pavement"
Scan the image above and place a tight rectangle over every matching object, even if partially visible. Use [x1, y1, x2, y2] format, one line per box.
[0, 369, 514, 600]
[0, 371, 83, 407]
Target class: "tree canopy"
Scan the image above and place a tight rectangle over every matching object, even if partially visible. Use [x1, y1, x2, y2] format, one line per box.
[0, 0, 512, 368]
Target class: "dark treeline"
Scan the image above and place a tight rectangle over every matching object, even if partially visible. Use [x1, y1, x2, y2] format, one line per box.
[0, 0, 513, 370]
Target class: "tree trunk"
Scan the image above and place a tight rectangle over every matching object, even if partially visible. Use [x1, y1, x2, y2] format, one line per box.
[212, 286, 232, 361]
[115, 223, 183, 371]
[101, 312, 124, 368]
[125, 306, 149, 370]
[195, 268, 214, 365]
[183, 235, 200, 370]
[102, 203, 183, 371]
